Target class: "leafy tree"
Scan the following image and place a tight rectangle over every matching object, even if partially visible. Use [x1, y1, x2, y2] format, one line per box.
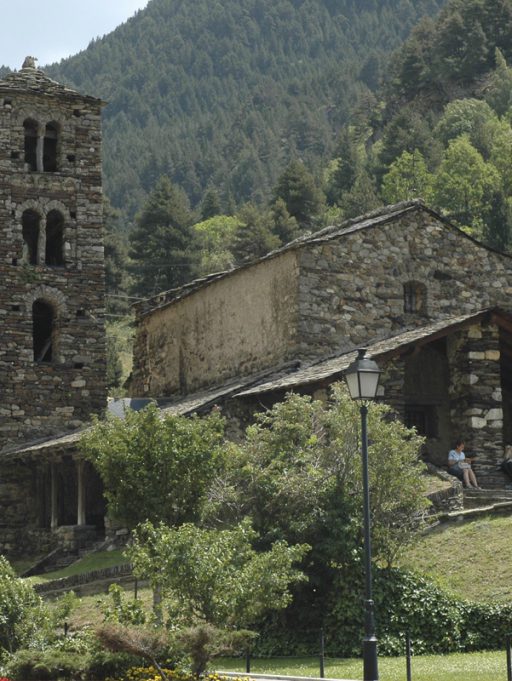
[127, 519, 308, 628]
[206, 385, 428, 569]
[193, 215, 240, 276]
[381, 149, 434, 204]
[129, 176, 197, 297]
[0, 556, 50, 654]
[432, 135, 501, 233]
[272, 160, 325, 229]
[435, 98, 499, 158]
[80, 405, 225, 528]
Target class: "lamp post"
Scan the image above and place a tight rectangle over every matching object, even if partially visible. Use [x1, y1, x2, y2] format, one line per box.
[345, 348, 381, 681]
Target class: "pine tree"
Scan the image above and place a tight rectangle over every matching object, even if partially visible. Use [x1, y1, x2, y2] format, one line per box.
[270, 198, 300, 244]
[232, 204, 280, 265]
[273, 160, 324, 229]
[200, 189, 222, 220]
[129, 176, 196, 296]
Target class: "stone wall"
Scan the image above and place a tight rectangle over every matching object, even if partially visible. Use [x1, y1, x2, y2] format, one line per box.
[0, 66, 107, 447]
[448, 323, 504, 487]
[297, 211, 512, 357]
[131, 250, 300, 396]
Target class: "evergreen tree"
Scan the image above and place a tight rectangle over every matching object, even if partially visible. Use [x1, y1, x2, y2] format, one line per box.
[339, 170, 382, 219]
[200, 189, 222, 221]
[129, 176, 196, 296]
[270, 198, 300, 244]
[273, 160, 325, 229]
[232, 203, 280, 265]
[327, 128, 362, 206]
[485, 49, 512, 116]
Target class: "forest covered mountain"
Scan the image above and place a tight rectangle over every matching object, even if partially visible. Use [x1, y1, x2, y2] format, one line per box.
[44, 0, 446, 217]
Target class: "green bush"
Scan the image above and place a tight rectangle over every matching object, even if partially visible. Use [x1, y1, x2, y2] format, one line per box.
[6, 647, 143, 681]
[6, 649, 86, 680]
[255, 565, 512, 657]
[86, 649, 144, 680]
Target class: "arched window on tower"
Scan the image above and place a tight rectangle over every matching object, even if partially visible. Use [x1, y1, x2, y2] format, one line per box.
[33, 299, 56, 363]
[404, 281, 427, 315]
[43, 121, 59, 172]
[23, 118, 38, 171]
[22, 209, 41, 265]
[45, 210, 64, 266]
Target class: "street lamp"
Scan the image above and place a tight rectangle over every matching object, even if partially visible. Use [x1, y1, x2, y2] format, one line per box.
[345, 348, 381, 681]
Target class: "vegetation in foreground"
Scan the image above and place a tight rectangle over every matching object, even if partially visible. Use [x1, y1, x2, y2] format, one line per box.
[217, 651, 510, 681]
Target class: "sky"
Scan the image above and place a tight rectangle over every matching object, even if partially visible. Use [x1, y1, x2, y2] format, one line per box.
[0, 0, 150, 70]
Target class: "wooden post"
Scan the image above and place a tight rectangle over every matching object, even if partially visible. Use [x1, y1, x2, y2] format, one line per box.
[76, 460, 86, 526]
[50, 462, 58, 529]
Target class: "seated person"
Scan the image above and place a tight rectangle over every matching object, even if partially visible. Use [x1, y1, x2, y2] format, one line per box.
[448, 440, 481, 488]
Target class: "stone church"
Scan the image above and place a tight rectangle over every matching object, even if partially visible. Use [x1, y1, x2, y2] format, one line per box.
[1, 60, 511, 557]
[130, 201, 512, 491]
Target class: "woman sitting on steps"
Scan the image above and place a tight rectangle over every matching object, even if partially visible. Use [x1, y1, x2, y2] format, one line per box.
[448, 439, 481, 489]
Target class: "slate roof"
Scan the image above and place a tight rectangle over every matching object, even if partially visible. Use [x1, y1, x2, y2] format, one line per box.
[235, 308, 511, 397]
[0, 61, 103, 104]
[134, 200, 512, 319]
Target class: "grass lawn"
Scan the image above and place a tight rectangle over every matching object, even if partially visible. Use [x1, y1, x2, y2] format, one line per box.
[30, 549, 127, 583]
[217, 651, 510, 681]
[399, 515, 512, 603]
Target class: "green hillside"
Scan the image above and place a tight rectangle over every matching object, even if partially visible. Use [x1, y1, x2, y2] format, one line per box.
[328, 0, 512, 250]
[400, 515, 512, 604]
[45, 0, 446, 216]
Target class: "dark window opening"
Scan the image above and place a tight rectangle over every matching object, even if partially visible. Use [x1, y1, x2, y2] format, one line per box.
[3, 98, 12, 106]
[33, 300, 55, 363]
[76, 309, 85, 317]
[73, 109, 81, 117]
[404, 281, 427, 314]
[11, 258, 17, 265]
[67, 154, 76, 163]
[11, 151, 19, 159]
[74, 362, 84, 369]
[11, 304, 21, 311]
[23, 119, 38, 171]
[22, 209, 40, 265]
[405, 406, 437, 438]
[43, 122, 58, 172]
[70, 210, 77, 219]
[45, 210, 65, 266]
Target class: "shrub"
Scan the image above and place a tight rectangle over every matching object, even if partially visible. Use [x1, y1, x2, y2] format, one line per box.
[6, 649, 86, 681]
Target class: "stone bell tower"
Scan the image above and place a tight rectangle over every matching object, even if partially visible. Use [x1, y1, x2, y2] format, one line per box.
[0, 57, 107, 447]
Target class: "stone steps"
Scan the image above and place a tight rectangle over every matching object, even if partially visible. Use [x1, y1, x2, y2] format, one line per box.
[463, 488, 512, 509]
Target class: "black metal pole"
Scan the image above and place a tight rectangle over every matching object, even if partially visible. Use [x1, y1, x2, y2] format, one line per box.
[506, 635, 511, 681]
[319, 628, 325, 679]
[245, 649, 251, 674]
[361, 404, 379, 681]
[406, 634, 412, 681]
